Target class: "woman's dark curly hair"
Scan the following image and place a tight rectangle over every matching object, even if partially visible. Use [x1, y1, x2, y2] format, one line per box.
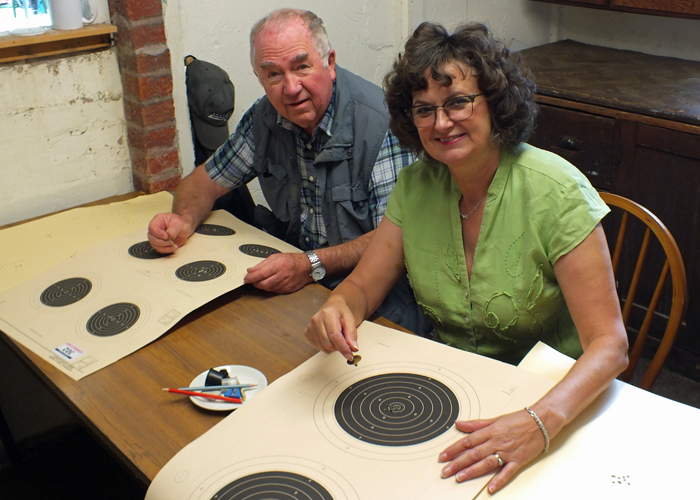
[384, 22, 537, 157]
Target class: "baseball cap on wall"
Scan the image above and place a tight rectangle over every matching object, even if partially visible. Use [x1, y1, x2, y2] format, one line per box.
[186, 56, 235, 151]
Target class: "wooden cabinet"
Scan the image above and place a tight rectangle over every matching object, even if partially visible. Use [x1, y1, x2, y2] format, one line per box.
[522, 40, 700, 380]
[531, 0, 700, 20]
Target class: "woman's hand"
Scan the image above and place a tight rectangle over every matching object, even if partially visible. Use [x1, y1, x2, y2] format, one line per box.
[438, 408, 548, 493]
[304, 297, 359, 362]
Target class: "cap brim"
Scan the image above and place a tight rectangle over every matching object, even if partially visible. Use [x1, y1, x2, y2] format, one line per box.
[191, 113, 231, 151]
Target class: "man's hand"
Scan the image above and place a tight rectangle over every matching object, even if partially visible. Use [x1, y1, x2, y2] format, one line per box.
[147, 213, 193, 254]
[244, 253, 314, 293]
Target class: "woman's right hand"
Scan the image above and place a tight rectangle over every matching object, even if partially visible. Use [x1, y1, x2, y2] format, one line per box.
[304, 297, 359, 362]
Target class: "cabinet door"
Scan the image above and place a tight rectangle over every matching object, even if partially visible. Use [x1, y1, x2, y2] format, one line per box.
[528, 104, 617, 190]
[616, 122, 700, 376]
[612, 0, 700, 15]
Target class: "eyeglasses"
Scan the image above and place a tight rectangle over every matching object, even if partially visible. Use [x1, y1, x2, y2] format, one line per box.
[407, 94, 483, 128]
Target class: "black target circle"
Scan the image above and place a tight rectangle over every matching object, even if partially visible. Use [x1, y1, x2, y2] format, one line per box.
[86, 302, 140, 337]
[210, 471, 333, 500]
[334, 373, 459, 446]
[40, 278, 93, 307]
[238, 244, 281, 258]
[196, 224, 236, 236]
[128, 241, 165, 259]
[175, 261, 226, 282]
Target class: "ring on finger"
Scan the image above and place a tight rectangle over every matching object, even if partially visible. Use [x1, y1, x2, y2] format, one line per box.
[493, 453, 504, 467]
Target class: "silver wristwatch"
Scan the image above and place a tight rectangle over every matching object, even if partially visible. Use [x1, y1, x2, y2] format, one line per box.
[305, 251, 326, 282]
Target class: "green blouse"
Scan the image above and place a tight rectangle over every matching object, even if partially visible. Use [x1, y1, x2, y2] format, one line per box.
[384, 144, 610, 365]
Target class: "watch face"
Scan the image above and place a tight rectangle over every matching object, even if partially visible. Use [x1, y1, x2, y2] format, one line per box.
[312, 267, 326, 281]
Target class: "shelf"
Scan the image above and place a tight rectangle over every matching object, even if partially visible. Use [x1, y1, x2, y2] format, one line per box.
[0, 23, 117, 64]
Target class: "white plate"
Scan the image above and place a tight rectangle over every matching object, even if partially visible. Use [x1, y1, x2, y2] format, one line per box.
[10, 27, 47, 36]
[188, 365, 267, 411]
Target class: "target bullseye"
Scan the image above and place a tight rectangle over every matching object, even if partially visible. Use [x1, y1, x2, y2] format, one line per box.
[334, 373, 459, 446]
[86, 302, 140, 337]
[175, 261, 227, 282]
[210, 471, 333, 500]
[40, 278, 93, 307]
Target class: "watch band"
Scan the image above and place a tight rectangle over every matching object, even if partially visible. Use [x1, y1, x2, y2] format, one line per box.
[305, 251, 326, 282]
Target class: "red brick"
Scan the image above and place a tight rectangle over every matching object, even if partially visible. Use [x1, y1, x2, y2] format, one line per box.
[123, 73, 173, 101]
[120, 50, 171, 74]
[131, 23, 167, 50]
[109, 0, 162, 21]
[122, 72, 139, 99]
[124, 99, 175, 127]
[128, 124, 177, 150]
[133, 170, 181, 194]
[132, 148, 180, 176]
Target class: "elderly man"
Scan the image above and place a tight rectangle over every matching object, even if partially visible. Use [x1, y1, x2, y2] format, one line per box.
[148, 9, 427, 334]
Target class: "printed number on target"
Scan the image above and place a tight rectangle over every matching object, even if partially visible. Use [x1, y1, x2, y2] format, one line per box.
[54, 343, 86, 361]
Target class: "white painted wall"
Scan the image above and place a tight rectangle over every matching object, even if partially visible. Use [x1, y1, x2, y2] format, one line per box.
[2, 0, 699, 226]
[0, 0, 131, 226]
[461, 1, 700, 60]
[554, 6, 700, 61]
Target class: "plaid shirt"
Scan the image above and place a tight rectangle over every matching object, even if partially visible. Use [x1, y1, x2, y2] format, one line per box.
[205, 87, 414, 250]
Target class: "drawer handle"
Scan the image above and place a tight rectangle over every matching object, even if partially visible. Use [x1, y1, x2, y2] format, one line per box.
[558, 136, 580, 151]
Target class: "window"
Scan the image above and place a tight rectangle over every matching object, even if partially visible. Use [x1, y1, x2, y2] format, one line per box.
[0, 0, 52, 35]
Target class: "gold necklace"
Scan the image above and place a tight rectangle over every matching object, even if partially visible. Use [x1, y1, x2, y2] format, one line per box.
[459, 194, 487, 221]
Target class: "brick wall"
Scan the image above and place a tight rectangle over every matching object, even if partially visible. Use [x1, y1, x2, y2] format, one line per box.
[108, 0, 181, 193]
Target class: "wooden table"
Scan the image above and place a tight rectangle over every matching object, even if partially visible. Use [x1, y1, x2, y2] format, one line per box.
[1, 266, 403, 485]
[0, 193, 402, 485]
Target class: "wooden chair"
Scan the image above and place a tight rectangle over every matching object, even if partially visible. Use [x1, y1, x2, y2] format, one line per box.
[599, 192, 688, 390]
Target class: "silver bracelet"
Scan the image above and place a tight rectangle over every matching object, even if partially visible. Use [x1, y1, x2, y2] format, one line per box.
[525, 406, 550, 453]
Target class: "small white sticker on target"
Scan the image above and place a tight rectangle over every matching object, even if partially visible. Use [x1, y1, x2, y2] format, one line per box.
[54, 342, 86, 361]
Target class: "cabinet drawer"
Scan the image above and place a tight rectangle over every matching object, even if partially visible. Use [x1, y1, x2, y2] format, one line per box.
[528, 105, 616, 189]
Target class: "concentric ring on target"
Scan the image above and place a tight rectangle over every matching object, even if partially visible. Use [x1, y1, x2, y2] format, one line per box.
[175, 261, 227, 282]
[209, 471, 333, 500]
[195, 224, 236, 236]
[334, 373, 459, 446]
[86, 302, 141, 337]
[40, 277, 93, 307]
[238, 244, 281, 258]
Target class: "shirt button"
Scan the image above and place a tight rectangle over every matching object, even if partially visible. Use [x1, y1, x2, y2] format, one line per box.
[305, 237, 310, 242]
[306, 143, 312, 150]
[309, 176, 314, 182]
[465, 289, 469, 298]
[309, 208, 314, 214]
[464, 316, 470, 325]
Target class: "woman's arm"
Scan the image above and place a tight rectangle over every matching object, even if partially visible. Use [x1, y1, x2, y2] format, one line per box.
[439, 224, 629, 493]
[304, 217, 407, 361]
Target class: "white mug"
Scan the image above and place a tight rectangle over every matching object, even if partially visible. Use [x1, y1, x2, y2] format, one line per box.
[51, 0, 97, 31]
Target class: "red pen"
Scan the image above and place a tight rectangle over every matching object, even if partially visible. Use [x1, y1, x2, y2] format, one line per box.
[162, 388, 242, 403]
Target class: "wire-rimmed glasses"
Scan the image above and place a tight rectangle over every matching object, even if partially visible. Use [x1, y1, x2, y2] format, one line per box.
[407, 94, 483, 128]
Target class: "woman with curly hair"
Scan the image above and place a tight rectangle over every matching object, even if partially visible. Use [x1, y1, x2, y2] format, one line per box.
[305, 22, 628, 492]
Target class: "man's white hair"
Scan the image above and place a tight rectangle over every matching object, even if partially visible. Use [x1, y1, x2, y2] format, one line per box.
[249, 9, 332, 71]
